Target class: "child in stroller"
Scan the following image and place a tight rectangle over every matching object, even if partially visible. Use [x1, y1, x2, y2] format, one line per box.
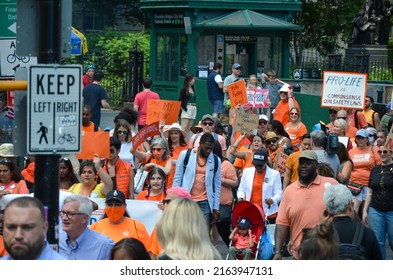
[228, 217, 257, 260]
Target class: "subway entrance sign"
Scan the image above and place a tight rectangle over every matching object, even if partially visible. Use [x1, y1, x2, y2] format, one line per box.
[27, 65, 82, 154]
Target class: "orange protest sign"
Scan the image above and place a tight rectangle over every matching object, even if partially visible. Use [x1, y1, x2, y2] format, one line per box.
[227, 80, 248, 108]
[132, 122, 160, 149]
[146, 99, 181, 125]
[273, 150, 289, 176]
[76, 131, 110, 160]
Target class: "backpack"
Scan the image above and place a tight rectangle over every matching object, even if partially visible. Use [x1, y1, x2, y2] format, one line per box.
[339, 223, 367, 260]
[182, 148, 219, 192]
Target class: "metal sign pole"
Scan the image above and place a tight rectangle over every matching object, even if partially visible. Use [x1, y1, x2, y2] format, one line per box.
[34, 0, 62, 248]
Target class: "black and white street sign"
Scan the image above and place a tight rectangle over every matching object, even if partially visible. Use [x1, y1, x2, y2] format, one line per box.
[27, 64, 82, 154]
[292, 69, 301, 80]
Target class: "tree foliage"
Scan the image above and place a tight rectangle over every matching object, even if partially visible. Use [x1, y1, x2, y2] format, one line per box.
[292, 0, 363, 63]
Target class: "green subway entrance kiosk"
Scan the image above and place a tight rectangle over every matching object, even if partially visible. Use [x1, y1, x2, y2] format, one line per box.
[140, 1, 302, 121]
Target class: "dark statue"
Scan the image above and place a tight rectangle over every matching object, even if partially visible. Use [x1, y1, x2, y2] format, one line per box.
[349, 0, 393, 45]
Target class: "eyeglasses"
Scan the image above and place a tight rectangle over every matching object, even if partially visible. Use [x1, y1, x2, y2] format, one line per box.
[378, 150, 390, 155]
[329, 111, 337, 114]
[337, 117, 347, 120]
[109, 148, 115, 154]
[259, 121, 267, 125]
[0, 159, 12, 164]
[152, 148, 163, 152]
[279, 92, 288, 95]
[203, 122, 214, 126]
[235, 67, 241, 70]
[117, 130, 128, 135]
[266, 139, 277, 144]
[59, 211, 86, 219]
[290, 112, 299, 116]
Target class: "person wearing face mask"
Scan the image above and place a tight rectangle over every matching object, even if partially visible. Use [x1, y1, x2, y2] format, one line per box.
[90, 190, 150, 250]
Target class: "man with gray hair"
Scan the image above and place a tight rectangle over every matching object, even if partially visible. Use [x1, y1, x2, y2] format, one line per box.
[323, 184, 382, 260]
[59, 194, 114, 259]
[310, 130, 340, 177]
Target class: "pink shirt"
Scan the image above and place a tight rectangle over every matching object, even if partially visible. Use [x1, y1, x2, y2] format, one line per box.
[232, 232, 257, 249]
[134, 90, 160, 125]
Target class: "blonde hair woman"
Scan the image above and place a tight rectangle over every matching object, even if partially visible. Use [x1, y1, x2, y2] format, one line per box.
[156, 198, 222, 260]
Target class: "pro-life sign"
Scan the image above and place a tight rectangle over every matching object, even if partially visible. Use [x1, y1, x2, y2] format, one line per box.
[27, 65, 82, 154]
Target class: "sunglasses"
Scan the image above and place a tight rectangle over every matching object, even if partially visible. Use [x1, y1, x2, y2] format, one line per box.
[117, 130, 128, 135]
[337, 117, 346, 120]
[378, 150, 390, 154]
[109, 148, 115, 154]
[290, 112, 299, 116]
[235, 67, 241, 70]
[152, 148, 163, 152]
[266, 139, 277, 144]
[329, 111, 337, 114]
[279, 91, 288, 95]
[259, 121, 267, 125]
[203, 122, 214, 126]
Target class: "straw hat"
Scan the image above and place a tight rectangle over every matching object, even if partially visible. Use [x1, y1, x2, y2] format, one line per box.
[0, 143, 15, 157]
[163, 123, 187, 139]
[190, 121, 203, 134]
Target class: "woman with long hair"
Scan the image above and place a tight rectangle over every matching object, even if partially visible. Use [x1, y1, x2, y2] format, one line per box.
[0, 159, 29, 198]
[113, 119, 136, 167]
[178, 73, 197, 140]
[59, 157, 79, 190]
[284, 107, 307, 151]
[333, 118, 353, 150]
[136, 167, 167, 201]
[336, 142, 353, 185]
[68, 155, 113, 198]
[162, 122, 189, 188]
[156, 198, 222, 260]
[363, 145, 393, 259]
[110, 238, 151, 260]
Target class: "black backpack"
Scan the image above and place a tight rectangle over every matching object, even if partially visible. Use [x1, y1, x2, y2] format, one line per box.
[339, 223, 367, 260]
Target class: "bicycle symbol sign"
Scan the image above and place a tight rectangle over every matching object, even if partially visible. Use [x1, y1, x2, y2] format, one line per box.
[7, 50, 30, 64]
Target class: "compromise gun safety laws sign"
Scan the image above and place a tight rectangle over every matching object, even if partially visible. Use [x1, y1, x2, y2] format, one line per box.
[27, 64, 82, 154]
[321, 71, 367, 110]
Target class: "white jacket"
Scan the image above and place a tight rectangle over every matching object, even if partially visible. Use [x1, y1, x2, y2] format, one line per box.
[237, 166, 282, 216]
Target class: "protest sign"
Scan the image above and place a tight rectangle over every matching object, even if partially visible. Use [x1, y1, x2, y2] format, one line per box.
[321, 71, 367, 110]
[76, 131, 109, 159]
[227, 80, 248, 108]
[273, 150, 289, 176]
[233, 111, 259, 135]
[146, 99, 181, 124]
[246, 88, 270, 108]
[132, 121, 160, 148]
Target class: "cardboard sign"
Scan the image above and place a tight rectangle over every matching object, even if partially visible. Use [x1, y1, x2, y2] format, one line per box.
[76, 131, 109, 159]
[132, 121, 160, 149]
[227, 80, 248, 108]
[385, 133, 393, 151]
[233, 111, 259, 135]
[321, 71, 367, 110]
[246, 88, 270, 108]
[146, 99, 181, 125]
[273, 150, 289, 176]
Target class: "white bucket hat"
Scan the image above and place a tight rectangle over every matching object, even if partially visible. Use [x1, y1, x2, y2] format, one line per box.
[163, 123, 187, 139]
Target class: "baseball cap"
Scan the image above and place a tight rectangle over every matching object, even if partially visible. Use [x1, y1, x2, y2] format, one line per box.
[232, 63, 241, 69]
[355, 129, 368, 138]
[386, 103, 392, 110]
[252, 149, 268, 166]
[259, 114, 269, 122]
[328, 107, 339, 113]
[105, 190, 125, 204]
[201, 114, 214, 122]
[237, 218, 251, 229]
[299, 150, 318, 161]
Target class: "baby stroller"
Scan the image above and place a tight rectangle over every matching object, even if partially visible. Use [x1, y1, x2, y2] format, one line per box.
[226, 201, 266, 260]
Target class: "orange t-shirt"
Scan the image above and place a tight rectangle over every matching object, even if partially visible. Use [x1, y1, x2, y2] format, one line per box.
[233, 146, 253, 170]
[136, 190, 165, 201]
[220, 160, 237, 205]
[285, 122, 308, 151]
[90, 217, 150, 251]
[232, 232, 257, 249]
[0, 180, 29, 194]
[0, 235, 7, 257]
[285, 151, 301, 184]
[82, 122, 100, 134]
[268, 145, 284, 167]
[148, 226, 161, 257]
[250, 169, 266, 207]
[273, 99, 300, 126]
[190, 163, 208, 202]
[349, 146, 380, 186]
